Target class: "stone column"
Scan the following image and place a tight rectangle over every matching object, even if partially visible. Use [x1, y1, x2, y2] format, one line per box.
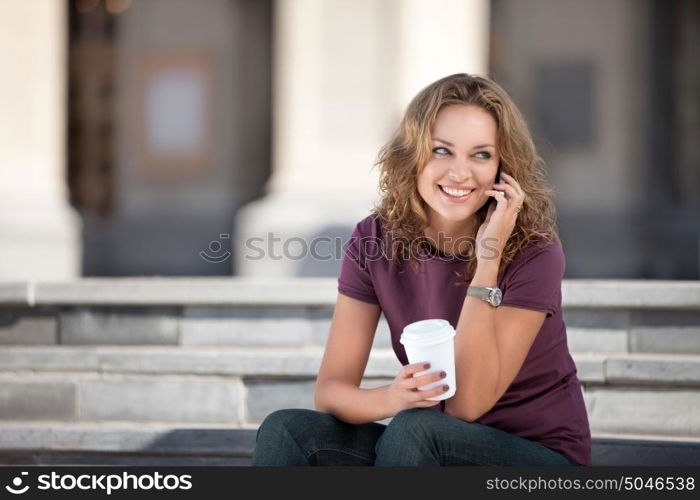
[0, 0, 81, 280]
[234, 0, 489, 277]
[395, 0, 490, 107]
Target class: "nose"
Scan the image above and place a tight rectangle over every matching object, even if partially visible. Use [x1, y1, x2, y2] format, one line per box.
[448, 157, 474, 182]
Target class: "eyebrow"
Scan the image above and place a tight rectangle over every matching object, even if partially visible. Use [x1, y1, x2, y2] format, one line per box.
[433, 138, 495, 149]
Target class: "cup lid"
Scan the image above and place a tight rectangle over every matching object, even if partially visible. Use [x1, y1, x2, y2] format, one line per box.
[400, 319, 456, 346]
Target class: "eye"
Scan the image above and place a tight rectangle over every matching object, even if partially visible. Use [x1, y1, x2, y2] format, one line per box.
[432, 147, 450, 155]
[475, 151, 492, 160]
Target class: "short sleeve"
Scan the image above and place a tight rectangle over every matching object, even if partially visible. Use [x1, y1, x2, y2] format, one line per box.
[499, 239, 565, 317]
[337, 223, 380, 305]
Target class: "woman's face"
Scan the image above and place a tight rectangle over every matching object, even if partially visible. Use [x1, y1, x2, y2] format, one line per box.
[417, 103, 500, 228]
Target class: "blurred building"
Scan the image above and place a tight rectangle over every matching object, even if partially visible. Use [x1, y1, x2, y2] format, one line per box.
[490, 0, 700, 279]
[68, 0, 272, 276]
[0, 0, 697, 280]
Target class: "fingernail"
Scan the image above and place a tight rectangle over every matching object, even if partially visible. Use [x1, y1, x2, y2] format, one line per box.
[443, 385, 450, 391]
[440, 371, 446, 378]
[424, 363, 431, 369]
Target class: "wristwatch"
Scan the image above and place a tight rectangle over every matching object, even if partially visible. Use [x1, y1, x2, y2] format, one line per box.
[467, 286, 502, 307]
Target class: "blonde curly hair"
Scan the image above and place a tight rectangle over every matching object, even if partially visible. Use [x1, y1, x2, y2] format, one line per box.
[370, 73, 561, 284]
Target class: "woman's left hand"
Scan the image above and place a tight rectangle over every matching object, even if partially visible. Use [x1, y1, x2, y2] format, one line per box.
[475, 172, 526, 264]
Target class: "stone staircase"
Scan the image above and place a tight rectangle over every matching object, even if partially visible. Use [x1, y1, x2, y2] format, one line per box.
[1, 278, 699, 465]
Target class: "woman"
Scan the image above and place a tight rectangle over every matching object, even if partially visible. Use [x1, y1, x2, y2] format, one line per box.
[252, 73, 591, 466]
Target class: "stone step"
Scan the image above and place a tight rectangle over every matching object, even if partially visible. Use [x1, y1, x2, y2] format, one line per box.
[5, 307, 700, 354]
[0, 347, 699, 438]
[2, 279, 700, 354]
[3, 278, 699, 307]
[1, 346, 700, 386]
[3, 308, 700, 354]
[3, 279, 699, 465]
[0, 423, 698, 466]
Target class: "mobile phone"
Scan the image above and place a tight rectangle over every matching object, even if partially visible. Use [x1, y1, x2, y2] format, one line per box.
[485, 164, 502, 211]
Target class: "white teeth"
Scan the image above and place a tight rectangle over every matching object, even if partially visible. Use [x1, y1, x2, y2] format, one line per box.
[441, 186, 473, 197]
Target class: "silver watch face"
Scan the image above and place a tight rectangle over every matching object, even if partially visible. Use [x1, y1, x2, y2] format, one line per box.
[489, 288, 502, 306]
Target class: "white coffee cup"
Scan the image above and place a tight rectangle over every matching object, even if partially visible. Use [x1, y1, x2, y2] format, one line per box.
[399, 319, 457, 401]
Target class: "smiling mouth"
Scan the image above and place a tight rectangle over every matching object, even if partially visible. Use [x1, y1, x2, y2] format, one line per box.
[438, 185, 474, 199]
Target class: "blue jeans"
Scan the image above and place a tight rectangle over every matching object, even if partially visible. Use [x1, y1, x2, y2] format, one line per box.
[252, 408, 581, 466]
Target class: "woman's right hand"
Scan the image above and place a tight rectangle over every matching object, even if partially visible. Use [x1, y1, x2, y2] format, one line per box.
[385, 362, 449, 415]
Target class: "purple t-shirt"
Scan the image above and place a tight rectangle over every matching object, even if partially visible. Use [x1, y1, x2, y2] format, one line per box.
[337, 213, 592, 466]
